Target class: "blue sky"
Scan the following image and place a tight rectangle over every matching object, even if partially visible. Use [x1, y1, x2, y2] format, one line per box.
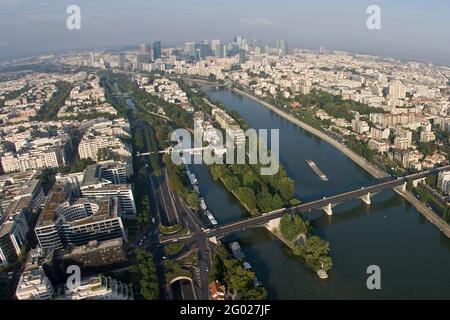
[0, 0, 449, 64]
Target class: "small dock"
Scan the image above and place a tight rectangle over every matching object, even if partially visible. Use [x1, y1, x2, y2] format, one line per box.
[306, 160, 328, 181]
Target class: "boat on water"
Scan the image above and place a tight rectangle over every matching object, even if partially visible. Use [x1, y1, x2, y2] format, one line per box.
[306, 160, 328, 181]
[317, 263, 328, 279]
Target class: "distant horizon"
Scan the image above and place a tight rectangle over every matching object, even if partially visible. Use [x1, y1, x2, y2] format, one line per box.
[2, 40, 450, 69]
[1, 0, 449, 66]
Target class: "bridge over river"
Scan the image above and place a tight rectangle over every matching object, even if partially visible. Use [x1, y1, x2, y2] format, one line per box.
[164, 165, 450, 242]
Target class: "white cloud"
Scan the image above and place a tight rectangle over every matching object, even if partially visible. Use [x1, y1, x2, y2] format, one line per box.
[240, 17, 279, 27]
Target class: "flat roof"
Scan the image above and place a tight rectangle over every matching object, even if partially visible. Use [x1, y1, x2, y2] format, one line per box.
[81, 164, 101, 187]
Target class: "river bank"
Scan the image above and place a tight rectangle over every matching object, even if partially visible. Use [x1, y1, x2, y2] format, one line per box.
[229, 87, 450, 238]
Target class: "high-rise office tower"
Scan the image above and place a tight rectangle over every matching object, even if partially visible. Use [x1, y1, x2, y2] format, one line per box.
[277, 40, 288, 55]
[211, 39, 222, 57]
[185, 42, 196, 58]
[118, 53, 126, 69]
[197, 41, 211, 59]
[239, 49, 246, 63]
[90, 52, 95, 67]
[235, 36, 243, 48]
[137, 53, 151, 65]
[139, 43, 152, 54]
[153, 41, 162, 59]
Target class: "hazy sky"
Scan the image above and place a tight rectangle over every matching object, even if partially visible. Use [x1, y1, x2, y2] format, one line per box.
[0, 0, 449, 64]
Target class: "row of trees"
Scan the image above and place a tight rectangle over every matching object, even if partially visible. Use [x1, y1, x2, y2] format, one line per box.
[346, 136, 376, 162]
[131, 127, 153, 229]
[209, 160, 296, 215]
[34, 81, 72, 121]
[130, 249, 159, 300]
[162, 153, 200, 209]
[209, 246, 267, 300]
[294, 90, 386, 122]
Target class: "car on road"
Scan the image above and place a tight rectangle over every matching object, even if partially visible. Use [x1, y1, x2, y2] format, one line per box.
[151, 217, 156, 224]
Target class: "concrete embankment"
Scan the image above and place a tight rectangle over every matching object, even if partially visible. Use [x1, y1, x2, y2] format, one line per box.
[230, 87, 450, 238]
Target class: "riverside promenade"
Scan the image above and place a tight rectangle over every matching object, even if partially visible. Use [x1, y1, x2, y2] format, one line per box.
[230, 87, 450, 238]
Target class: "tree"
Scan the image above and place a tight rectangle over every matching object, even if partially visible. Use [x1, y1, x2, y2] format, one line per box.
[296, 236, 333, 271]
[280, 214, 309, 241]
[256, 190, 273, 212]
[223, 175, 241, 190]
[242, 287, 268, 300]
[131, 249, 159, 300]
[277, 177, 295, 201]
[186, 192, 200, 209]
[236, 187, 257, 212]
[271, 194, 284, 210]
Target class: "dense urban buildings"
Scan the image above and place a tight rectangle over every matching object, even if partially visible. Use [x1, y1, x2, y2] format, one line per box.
[0, 18, 449, 303]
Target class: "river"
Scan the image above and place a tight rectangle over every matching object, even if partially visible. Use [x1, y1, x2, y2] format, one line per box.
[190, 88, 450, 299]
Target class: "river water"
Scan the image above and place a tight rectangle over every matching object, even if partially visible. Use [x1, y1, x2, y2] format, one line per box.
[189, 89, 450, 299]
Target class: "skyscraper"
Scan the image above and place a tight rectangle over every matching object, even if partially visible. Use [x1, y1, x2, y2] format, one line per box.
[118, 53, 126, 69]
[153, 41, 162, 59]
[139, 43, 152, 54]
[211, 40, 222, 57]
[185, 42, 196, 58]
[90, 52, 95, 67]
[277, 40, 288, 56]
[197, 41, 211, 59]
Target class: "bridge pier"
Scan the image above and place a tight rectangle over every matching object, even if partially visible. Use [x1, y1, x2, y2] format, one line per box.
[360, 192, 371, 205]
[412, 178, 426, 188]
[265, 217, 281, 232]
[399, 182, 407, 192]
[323, 203, 333, 216]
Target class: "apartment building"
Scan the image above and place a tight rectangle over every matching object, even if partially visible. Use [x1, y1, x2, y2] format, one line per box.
[15, 267, 54, 300]
[0, 179, 44, 265]
[211, 107, 246, 145]
[1, 135, 72, 173]
[78, 119, 131, 161]
[34, 183, 127, 251]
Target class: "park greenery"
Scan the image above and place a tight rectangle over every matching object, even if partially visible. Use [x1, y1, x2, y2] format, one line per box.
[159, 223, 182, 235]
[209, 245, 267, 300]
[292, 236, 333, 272]
[164, 260, 192, 283]
[279, 214, 333, 272]
[413, 184, 450, 222]
[165, 242, 185, 256]
[294, 90, 386, 122]
[209, 162, 296, 215]
[34, 81, 72, 121]
[163, 153, 200, 210]
[130, 249, 159, 300]
[205, 107, 297, 215]
[279, 214, 310, 241]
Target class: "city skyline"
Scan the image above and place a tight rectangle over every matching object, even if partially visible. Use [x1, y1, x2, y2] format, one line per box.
[1, 0, 450, 65]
